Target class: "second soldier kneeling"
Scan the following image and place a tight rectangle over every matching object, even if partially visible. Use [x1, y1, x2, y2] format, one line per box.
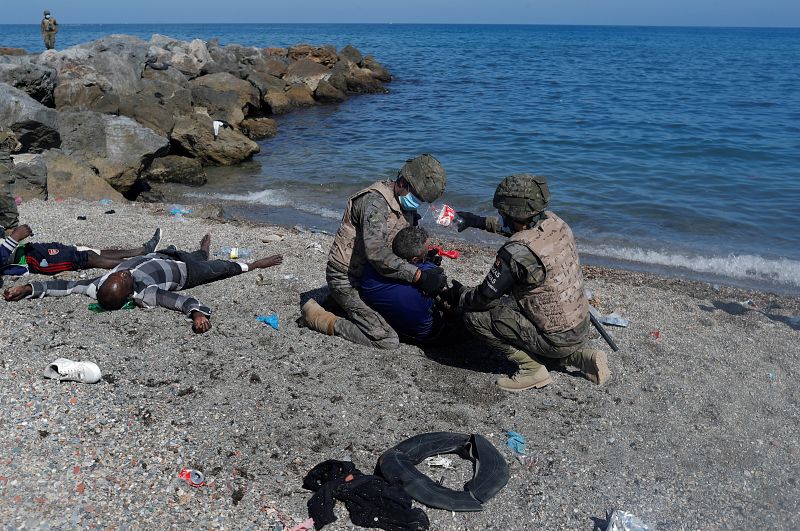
[451, 174, 611, 391]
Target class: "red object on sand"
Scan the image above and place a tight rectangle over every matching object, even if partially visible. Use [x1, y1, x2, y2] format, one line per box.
[178, 468, 206, 487]
[649, 329, 661, 339]
[428, 246, 460, 260]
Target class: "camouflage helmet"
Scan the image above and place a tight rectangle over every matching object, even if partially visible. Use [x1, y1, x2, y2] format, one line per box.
[397, 154, 446, 203]
[493, 174, 550, 219]
[43, 10, 50, 15]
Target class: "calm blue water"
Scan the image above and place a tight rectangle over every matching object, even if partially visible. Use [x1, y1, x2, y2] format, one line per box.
[4, 24, 800, 292]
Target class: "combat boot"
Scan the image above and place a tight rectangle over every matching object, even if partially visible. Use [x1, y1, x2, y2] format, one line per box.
[569, 347, 611, 385]
[495, 349, 553, 392]
[300, 298, 338, 336]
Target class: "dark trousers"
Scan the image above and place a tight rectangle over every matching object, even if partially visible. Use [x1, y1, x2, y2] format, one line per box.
[158, 249, 244, 289]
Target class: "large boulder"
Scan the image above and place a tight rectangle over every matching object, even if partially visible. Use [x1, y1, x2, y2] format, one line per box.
[142, 155, 207, 185]
[288, 44, 338, 67]
[118, 80, 192, 136]
[190, 72, 260, 125]
[284, 84, 316, 108]
[0, 83, 61, 152]
[43, 150, 126, 202]
[338, 45, 363, 65]
[363, 55, 392, 82]
[247, 71, 287, 99]
[171, 113, 259, 166]
[0, 62, 57, 106]
[240, 118, 277, 140]
[263, 90, 292, 115]
[10, 153, 47, 200]
[0, 48, 27, 57]
[284, 58, 330, 91]
[58, 111, 169, 192]
[314, 79, 346, 104]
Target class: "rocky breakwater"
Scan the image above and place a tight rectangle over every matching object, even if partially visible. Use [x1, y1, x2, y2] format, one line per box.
[0, 35, 392, 202]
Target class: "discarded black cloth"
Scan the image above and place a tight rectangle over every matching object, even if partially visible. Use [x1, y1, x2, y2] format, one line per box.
[377, 432, 509, 512]
[303, 459, 429, 531]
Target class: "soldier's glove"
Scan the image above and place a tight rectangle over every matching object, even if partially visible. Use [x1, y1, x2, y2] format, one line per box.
[415, 266, 447, 296]
[425, 248, 443, 266]
[455, 211, 486, 232]
[439, 279, 465, 309]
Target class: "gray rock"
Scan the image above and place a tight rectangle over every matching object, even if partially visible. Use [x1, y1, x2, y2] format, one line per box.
[239, 118, 277, 140]
[171, 113, 259, 166]
[284, 84, 316, 109]
[284, 58, 330, 92]
[247, 71, 287, 100]
[58, 111, 169, 192]
[118, 80, 192, 136]
[0, 47, 28, 56]
[10, 153, 48, 200]
[190, 73, 260, 125]
[142, 155, 207, 186]
[0, 62, 57, 106]
[43, 150, 126, 201]
[314, 79, 346, 104]
[338, 44, 363, 65]
[0, 82, 61, 152]
[363, 55, 392, 83]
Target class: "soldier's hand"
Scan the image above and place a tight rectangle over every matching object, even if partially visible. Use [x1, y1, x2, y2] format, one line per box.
[425, 248, 443, 266]
[9, 224, 32, 242]
[455, 211, 486, 232]
[415, 266, 447, 296]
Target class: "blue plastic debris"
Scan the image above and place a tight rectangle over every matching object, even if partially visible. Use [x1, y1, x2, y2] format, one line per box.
[506, 430, 526, 455]
[99, 198, 113, 205]
[257, 313, 279, 330]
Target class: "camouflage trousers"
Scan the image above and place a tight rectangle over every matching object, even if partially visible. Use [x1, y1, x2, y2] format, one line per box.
[463, 302, 587, 368]
[43, 32, 56, 50]
[326, 264, 400, 350]
[0, 166, 19, 232]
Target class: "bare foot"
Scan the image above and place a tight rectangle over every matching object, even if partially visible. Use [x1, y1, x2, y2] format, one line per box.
[200, 234, 211, 255]
[248, 254, 283, 269]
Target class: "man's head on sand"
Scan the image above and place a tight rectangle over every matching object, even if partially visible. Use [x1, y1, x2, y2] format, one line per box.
[392, 227, 429, 264]
[97, 270, 134, 310]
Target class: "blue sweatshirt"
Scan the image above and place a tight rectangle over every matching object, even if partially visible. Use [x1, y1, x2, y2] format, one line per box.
[359, 260, 441, 341]
[0, 233, 28, 276]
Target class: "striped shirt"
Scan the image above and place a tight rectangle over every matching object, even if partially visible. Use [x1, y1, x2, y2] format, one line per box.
[27, 253, 212, 318]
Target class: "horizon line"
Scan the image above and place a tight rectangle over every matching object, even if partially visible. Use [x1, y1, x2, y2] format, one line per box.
[1, 22, 799, 30]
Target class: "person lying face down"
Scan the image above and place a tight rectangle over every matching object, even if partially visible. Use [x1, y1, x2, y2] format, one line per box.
[3, 234, 283, 334]
[358, 226, 447, 343]
[0, 224, 162, 277]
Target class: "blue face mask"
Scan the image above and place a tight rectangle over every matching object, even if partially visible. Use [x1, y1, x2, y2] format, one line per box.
[398, 192, 422, 211]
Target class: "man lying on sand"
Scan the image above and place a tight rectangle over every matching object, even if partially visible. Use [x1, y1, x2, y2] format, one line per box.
[3, 234, 283, 333]
[1, 224, 162, 277]
[451, 174, 610, 391]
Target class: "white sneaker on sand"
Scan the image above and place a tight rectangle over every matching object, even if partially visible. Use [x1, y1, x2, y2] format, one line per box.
[43, 358, 102, 384]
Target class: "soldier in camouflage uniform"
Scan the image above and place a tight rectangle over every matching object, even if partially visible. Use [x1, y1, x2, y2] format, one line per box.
[0, 128, 21, 235]
[301, 154, 448, 349]
[452, 174, 610, 391]
[40, 10, 59, 50]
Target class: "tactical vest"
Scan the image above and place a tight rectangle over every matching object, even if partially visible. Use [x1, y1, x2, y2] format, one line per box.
[509, 212, 588, 333]
[328, 180, 410, 278]
[43, 19, 56, 32]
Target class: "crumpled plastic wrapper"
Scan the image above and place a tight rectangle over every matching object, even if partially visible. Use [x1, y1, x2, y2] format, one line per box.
[606, 510, 653, 531]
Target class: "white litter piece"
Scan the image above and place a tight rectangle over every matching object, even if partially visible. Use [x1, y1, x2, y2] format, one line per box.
[606, 510, 652, 531]
[306, 242, 324, 253]
[424, 456, 455, 469]
[599, 312, 629, 327]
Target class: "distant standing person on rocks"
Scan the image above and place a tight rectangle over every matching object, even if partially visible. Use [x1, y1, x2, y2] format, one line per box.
[300, 154, 448, 349]
[0, 128, 21, 234]
[3, 234, 283, 333]
[40, 10, 59, 50]
[450, 174, 610, 391]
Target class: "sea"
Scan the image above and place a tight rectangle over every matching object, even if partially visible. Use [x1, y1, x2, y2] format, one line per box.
[3, 23, 800, 294]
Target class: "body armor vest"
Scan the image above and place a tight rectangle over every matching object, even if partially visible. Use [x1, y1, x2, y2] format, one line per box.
[328, 180, 410, 278]
[509, 212, 588, 333]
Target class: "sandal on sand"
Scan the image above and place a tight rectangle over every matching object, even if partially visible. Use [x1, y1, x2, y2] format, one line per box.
[43, 358, 102, 384]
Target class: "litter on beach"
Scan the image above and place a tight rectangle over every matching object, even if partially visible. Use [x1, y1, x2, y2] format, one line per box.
[599, 312, 629, 327]
[505, 430, 526, 455]
[606, 510, 652, 531]
[435, 204, 458, 226]
[257, 313, 280, 330]
[43, 358, 102, 384]
[306, 242, 324, 253]
[178, 468, 206, 488]
[424, 455, 455, 469]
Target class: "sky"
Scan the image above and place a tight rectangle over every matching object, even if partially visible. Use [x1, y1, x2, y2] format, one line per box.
[4, 0, 800, 27]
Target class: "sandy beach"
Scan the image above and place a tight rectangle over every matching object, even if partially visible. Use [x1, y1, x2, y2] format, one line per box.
[1, 198, 798, 530]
